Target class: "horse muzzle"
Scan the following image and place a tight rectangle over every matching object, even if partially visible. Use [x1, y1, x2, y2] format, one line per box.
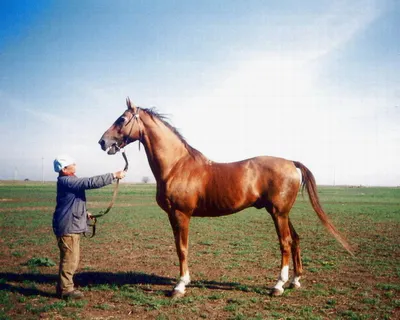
[99, 138, 122, 155]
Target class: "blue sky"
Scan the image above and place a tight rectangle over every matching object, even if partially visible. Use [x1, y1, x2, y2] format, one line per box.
[1, 0, 399, 185]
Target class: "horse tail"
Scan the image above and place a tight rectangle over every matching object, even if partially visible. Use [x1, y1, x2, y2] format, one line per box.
[293, 161, 354, 256]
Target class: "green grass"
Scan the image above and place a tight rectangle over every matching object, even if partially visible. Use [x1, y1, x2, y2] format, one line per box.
[0, 181, 399, 319]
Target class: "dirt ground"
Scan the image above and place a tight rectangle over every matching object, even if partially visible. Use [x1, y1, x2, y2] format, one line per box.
[1, 185, 399, 319]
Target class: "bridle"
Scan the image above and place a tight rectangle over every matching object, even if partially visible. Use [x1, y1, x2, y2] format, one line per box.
[85, 107, 142, 238]
[123, 107, 143, 151]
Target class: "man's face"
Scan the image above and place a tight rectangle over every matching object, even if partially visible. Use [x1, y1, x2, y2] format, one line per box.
[62, 163, 76, 175]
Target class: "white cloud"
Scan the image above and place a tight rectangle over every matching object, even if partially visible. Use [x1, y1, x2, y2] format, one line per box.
[167, 1, 396, 186]
[301, 0, 382, 59]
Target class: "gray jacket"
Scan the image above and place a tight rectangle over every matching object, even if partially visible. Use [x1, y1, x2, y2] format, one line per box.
[52, 173, 114, 237]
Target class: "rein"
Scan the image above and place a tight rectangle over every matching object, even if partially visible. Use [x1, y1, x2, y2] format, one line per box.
[84, 150, 129, 238]
[86, 107, 141, 238]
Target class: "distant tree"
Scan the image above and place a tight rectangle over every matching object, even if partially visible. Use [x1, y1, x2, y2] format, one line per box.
[142, 176, 150, 184]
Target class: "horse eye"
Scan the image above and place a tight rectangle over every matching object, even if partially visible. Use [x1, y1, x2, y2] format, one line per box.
[116, 116, 126, 125]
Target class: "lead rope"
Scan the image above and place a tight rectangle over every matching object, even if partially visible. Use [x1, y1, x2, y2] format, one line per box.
[84, 150, 129, 238]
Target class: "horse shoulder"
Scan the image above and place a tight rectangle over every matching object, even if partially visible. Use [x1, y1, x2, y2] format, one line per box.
[159, 157, 211, 212]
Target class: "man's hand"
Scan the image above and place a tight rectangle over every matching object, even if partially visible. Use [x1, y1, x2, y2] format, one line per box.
[113, 171, 126, 180]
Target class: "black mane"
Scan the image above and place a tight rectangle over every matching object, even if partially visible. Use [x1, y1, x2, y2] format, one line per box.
[141, 107, 205, 160]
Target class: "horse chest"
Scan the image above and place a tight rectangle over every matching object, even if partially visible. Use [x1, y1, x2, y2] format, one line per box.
[156, 188, 198, 213]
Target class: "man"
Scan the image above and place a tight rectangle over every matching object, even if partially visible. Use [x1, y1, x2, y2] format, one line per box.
[53, 154, 126, 299]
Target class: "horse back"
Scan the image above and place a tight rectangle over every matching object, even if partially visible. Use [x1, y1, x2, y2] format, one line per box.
[204, 156, 300, 214]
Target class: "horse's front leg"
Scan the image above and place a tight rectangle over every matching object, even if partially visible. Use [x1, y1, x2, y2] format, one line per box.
[168, 211, 191, 298]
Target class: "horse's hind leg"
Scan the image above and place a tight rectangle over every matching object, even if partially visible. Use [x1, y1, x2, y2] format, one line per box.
[168, 210, 191, 298]
[269, 212, 292, 296]
[288, 219, 302, 289]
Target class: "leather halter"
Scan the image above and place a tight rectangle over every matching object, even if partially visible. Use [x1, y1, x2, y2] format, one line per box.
[124, 107, 143, 151]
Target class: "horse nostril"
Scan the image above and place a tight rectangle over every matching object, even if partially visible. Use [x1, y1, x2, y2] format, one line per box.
[99, 139, 106, 150]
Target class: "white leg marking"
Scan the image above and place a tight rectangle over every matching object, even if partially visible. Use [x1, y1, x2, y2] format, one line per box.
[290, 276, 301, 288]
[274, 265, 289, 293]
[174, 272, 190, 294]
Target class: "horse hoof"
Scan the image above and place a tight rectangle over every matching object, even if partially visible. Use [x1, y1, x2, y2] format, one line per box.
[288, 282, 301, 290]
[270, 288, 284, 296]
[171, 290, 185, 299]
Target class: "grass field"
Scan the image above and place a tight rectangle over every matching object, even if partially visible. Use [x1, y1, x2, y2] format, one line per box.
[0, 181, 399, 319]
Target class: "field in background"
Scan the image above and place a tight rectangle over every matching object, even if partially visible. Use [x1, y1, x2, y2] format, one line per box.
[0, 181, 399, 319]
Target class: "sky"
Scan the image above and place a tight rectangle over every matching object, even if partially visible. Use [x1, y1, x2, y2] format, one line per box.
[0, 0, 399, 186]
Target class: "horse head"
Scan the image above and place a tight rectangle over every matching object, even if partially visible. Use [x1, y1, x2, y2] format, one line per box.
[99, 98, 142, 155]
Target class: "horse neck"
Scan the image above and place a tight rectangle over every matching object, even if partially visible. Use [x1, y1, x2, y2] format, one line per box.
[140, 114, 189, 182]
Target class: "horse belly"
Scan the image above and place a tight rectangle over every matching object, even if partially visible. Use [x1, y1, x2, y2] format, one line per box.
[191, 206, 243, 217]
[192, 188, 258, 217]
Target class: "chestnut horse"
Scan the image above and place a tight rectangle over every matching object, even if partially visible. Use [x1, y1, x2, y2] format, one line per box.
[99, 98, 353, 298]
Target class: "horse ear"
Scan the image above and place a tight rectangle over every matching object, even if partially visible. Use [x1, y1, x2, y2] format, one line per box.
[126, 97, 137, 110]
[126, 97, 132, 109]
